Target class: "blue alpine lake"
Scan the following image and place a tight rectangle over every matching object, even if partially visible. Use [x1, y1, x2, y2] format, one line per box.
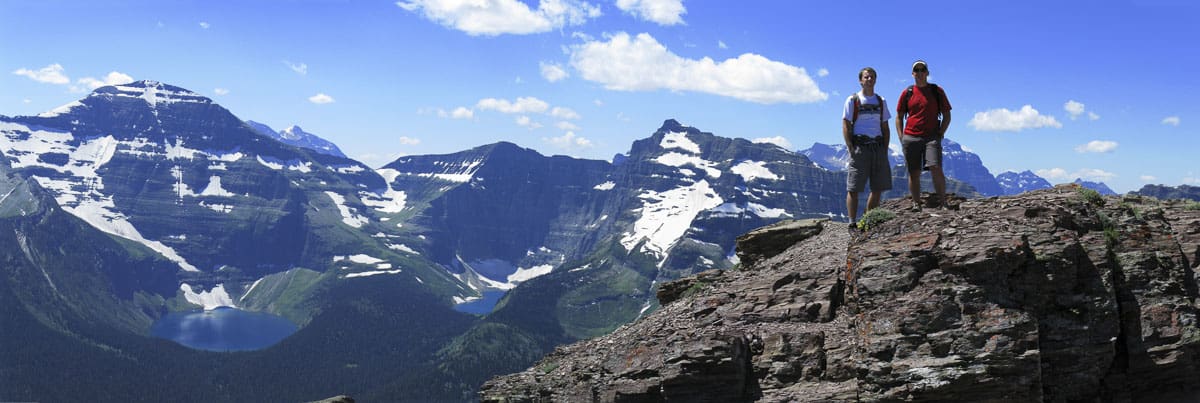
[453, 290, 507, 314]
[150, 307, 298, 352]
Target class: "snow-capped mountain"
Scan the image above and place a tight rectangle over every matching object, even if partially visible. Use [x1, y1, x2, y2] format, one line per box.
[1074, 178, 1118, 195]
[0, 80, 461, 303]
[246, 120, 348, 158]
[997, 170, 1053, 195]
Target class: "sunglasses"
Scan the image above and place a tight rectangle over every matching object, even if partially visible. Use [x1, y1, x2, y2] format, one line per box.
[913, 68, 928, 73]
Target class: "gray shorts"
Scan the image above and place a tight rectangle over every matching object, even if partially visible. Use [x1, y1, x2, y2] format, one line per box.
[846, 143, 892, 193]
[901, 134, 942, 171]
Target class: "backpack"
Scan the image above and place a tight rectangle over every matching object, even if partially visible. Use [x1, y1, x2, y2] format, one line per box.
[899, 83, 942, 117]
[849, 92, 884, 132]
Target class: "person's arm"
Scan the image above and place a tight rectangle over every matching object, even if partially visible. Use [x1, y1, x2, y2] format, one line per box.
[843, 119, 855, 154]
[895, 114, 905, 143]
[939, 109, 952, 138]
[881, 116, 891, 148]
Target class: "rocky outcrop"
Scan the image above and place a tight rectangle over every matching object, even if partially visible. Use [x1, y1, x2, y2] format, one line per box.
[480, 185, 1200, 402]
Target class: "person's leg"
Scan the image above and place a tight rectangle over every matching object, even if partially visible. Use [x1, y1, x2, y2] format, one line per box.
[901, 135, 924, 210]
[925, 137, 946, 206]
[866, 190, 882, 211]
[907, 169, 922, 209]
[930, 165, 947, 206]
[847, 191, 859, 223]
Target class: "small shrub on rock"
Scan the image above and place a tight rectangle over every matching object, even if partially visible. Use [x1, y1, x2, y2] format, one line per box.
[857, 208, 896, 231]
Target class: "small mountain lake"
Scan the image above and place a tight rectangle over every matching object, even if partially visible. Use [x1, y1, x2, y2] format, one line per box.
[453, 290, 507, 315]
[150, 307, 298, 352]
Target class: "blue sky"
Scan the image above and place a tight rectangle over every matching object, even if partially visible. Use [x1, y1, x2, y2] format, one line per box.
[2, 0, 1196, 193]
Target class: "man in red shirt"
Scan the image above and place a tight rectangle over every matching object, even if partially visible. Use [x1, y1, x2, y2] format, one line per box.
[895, 60, 952, 210]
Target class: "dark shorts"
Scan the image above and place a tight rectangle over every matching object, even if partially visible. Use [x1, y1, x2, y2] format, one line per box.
[901, 134, 942, 171]
[846, 142, 892, 193]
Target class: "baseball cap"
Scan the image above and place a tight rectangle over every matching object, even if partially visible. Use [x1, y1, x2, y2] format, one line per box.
[912, 60, 928, 70]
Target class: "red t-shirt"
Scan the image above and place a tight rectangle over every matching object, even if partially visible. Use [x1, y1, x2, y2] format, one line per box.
[897, 85, 951, 136]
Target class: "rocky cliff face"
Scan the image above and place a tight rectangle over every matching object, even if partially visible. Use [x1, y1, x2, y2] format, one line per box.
[479, 185, 1200, 402]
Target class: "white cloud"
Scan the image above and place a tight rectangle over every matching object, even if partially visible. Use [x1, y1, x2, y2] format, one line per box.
[593, 99, 604, 107]
[753, 136, 792, 149]
[285, 61, 308, 75]
[1064, 100, 1085, 119]
[72, 71, 134, 92]
[550, 106, 580, 120]
[214, 88, 230, 95]
[23, 99, 32, 104]
[1162, 116, 1181, 126]
[398, 136, 421, 145]
[1036, 168, 1070, 181]
[13, 64, 70, 84]
[1184, 176, 1200, 185]
[1140, 175, 1157, 182]
[1076, 168, 1116, 181]
[544, 131, 593, 151]
[556, 121, 580, 131]
[1074, 140, 1118, 153]
[1064, 100, 1100, 121]
[817, 68, 829, 77]
[615, 0, 685, 25]
[1037, 167, 1115, 182]
[396, 0, 601, 36]
[718, 40, 727, 49]
[199, 21, 210, 29]
[477, 97, 549, 114]
[516, 115, 542, 129]
[309, 93, 335, 104]
[450, 106, 473, 119]
[570, 32, 826, 104]
[540, 62, 569, 82]
[968, 105, 1062, 132]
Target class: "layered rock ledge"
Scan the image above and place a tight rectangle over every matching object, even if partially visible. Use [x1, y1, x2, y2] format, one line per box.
[480, 186, 1200, 402]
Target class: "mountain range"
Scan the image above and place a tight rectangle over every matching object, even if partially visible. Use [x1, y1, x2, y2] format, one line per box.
[0, 80, 1175, 401]
[798, 140, 1121, 197]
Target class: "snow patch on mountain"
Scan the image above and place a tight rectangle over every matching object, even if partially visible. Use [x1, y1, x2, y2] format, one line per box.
[661, 131, 701, 154]
[507, 264, 553, 283]
[334, 254, 385, 265]
[389, 244, 419, 254]
[621, 179, 724, 263]
[37, 100, 87, 118]
[345, 269, 403, 278]
[594, 181, 616, 190]
[180, 283, 235, 310]
[654, 152, 722, 178]
[710, 202, 791, 218]
[361, 169, 408, 213]
[200, 176, 235, 197]
[731, 160, 781, 182]
[325, 191, 368, 228]
[256, 156, 283, 170]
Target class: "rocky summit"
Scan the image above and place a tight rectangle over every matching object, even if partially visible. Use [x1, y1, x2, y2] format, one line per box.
[479, 185, 1200, 402]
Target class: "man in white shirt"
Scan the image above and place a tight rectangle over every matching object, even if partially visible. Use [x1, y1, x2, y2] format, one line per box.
[842, 67, 892, 229]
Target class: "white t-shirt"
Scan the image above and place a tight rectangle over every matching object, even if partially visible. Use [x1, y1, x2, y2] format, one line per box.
[842, 92, 891, 138]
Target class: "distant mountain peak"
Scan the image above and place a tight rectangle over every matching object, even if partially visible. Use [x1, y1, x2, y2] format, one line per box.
[1073, 178, 1118, 195]
[243, 120, 347, 158]
[91, 80, 211, 109]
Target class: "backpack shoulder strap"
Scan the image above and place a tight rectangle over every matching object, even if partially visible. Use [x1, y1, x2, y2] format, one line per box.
[851, 92, 861, 124]
[928, 83, 942, 113]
